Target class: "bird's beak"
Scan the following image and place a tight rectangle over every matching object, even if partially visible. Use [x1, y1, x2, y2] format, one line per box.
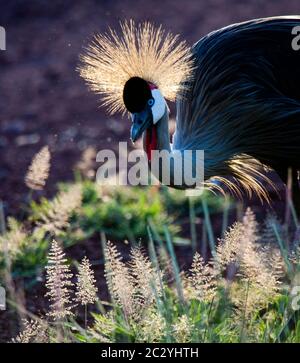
[130, 106, 153, 142]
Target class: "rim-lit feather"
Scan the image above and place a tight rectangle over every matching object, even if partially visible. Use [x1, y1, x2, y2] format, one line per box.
[79, 20, 194, 115]
[174, 16, 300, 201]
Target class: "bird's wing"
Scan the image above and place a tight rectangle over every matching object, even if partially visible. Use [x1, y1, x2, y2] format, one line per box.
[173, 16, 300, 180]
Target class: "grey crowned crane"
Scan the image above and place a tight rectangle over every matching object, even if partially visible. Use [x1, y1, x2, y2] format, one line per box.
[80, 16, 300, 205]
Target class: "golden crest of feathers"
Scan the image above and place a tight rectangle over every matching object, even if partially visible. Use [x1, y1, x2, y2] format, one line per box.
[79, 20, 194, 115]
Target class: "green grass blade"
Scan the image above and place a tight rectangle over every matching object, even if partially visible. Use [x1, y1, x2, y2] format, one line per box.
[164, 226, 185, 305]
[201, 198, 216, 257]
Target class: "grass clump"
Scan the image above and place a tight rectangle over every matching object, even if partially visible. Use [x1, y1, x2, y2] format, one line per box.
[3, 146, 300, 343]
[11, 208, 300, 343]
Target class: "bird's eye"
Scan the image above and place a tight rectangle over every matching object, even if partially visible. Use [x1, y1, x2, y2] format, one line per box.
[147, 98, 155, 107]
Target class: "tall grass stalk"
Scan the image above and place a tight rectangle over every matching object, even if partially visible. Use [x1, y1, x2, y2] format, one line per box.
[239, 279, 250, 343]
[147, 226, 164, 296]
[203, 295, 215, 343]
[201, 198, 216, 257]
[188, 197, 197, 253]
[147, 218, 164, 247]
[148, 218, 171, 271]
[100, 231, 116, 308]
[148, 226, 178, 343]
[164, 226, 185, 305]
[288, 198, 299, 229]
[201, 221, 208, 260]
[222, 198, 230, 235]
[271, 221, 292, 275]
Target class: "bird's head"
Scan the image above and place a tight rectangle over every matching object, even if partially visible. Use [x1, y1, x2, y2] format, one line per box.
[79, 20, 193, 142]
[123, 77, 166, 142]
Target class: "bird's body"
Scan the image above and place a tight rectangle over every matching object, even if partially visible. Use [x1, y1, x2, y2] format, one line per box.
[174, 16, 300, 188]
[80, 16, 300, 201]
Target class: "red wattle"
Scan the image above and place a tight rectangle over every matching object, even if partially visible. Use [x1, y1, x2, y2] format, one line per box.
[146, 125, 157, 162]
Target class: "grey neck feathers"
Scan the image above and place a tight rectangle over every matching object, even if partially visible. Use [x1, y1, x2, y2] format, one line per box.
[143, 107, 171, 153]
[143, 108, 195, 190]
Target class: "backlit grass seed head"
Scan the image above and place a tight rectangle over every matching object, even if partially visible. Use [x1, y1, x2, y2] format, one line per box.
[289, 246, 300, 266]
[216, 222, 244, 269]
[104, 241, 135, 319]
[240, 209, 279, 291]
[12, 319, 48, 343]
[224, 209, 282, 317]
[129, 247, 162, 307]
[262, 214, 283, 245]
[45, 240, 74, 320]
[188, 252, 216, 301]
[139, 311, 166, 343]
[172, 314, 193, 343]
[75, 256, 98, 306]
[79, 20, 194, 115]
[38, 184, 82, 234]
[242, 207, 259, 245]
[0, 217, 26, 258]
[76, 147, 96, 179]
[261, 245, 285, 281]
[215, 208, 281, 308]
[25, 146, 51, 190]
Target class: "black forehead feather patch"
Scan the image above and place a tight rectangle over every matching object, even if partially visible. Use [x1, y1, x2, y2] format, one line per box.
[123, 77, 152, 113]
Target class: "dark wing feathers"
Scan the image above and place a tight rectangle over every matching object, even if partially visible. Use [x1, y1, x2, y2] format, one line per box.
[174, 16, 300, 179]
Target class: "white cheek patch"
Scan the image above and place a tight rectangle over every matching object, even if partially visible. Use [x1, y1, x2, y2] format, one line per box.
[151, 89, 166, 124]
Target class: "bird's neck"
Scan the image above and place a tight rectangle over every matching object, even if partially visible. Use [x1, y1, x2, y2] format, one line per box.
[142, 109, 201, 190]
[143, 109, 190, 189]
[143, 108, 171, 161]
